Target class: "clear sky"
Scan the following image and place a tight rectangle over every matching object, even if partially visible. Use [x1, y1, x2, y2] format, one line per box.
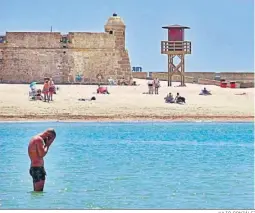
[1, 0, 254, 72]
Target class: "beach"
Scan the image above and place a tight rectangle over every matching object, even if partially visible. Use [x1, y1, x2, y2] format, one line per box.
[0, 79, 254, 122]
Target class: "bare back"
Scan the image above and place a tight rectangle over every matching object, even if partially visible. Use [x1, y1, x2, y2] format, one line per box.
[28, 136, 44, 167]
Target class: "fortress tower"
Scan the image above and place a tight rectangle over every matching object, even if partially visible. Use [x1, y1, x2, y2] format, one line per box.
[105, 13, 126, 50]
[0, 14, 132, 84]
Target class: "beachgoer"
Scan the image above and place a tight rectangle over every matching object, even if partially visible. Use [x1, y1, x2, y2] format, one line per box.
[78, 96, 96, 101]
[28, 128, 56, 191]
[43, 80, 50, 102]
[148, 80, 154, 94]
[49, 78, 55, 101]
[202, 87, 209, 94]
[154, 78, 160, 95]
[175, 93, 186, 103]
[174, 93, 180, 102]
[35, 89, 43, 100]
[97, 85, 110, 94]
[164, 93, 174, 103]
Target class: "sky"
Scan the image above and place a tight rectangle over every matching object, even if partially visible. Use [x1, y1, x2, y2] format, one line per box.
[1, 0, 254, 72]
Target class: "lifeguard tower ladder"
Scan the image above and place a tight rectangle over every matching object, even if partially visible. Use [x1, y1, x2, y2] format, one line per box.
[161, 25, 191, 86]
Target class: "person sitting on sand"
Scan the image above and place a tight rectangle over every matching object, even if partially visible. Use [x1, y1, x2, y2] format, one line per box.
[199, 87, 212, 96]
[175, 93, 186, 103]
[200, 87, 211, 95]
[164, 93, 175, 103]
[35, 89, 43, 100]
[31, 89, 43, 101]
[97, 85, 110, 94]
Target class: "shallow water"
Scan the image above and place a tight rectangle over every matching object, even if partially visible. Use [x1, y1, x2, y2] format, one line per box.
[0, 122, 254, 209]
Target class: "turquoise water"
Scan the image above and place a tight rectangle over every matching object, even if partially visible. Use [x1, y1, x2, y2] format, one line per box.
[0, 122, 254, 209]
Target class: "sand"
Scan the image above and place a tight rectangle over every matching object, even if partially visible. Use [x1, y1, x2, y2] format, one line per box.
[0, 79, 254, 122]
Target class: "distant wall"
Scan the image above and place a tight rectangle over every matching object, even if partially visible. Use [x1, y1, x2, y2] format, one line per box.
[220, 72, 254, 81]
[240, 82, 254, 88]
[132, 72, 147, 79]
[132, 71, 254, 83]
[6, 32, 61, 48]
[198, 78, 221, 86]
[184, 72, 215, 81]
[150, 72, 194, 83]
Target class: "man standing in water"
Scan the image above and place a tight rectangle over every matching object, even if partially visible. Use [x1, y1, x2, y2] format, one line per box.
[28, 128, 56, 191]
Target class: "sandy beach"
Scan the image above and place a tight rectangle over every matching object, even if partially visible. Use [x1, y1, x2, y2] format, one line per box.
[0, 79, 254, 122]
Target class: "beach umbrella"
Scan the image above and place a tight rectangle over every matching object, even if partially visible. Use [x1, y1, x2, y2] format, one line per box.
[30, 82, 37, 88]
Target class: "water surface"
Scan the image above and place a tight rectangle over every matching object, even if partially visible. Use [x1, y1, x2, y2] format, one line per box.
[0, 122, 254, 209]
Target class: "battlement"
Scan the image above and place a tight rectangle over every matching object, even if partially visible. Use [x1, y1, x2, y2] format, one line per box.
[69, 32, 116, 49]
[3, 31, 122, 49]
[5, 32, 62, 48]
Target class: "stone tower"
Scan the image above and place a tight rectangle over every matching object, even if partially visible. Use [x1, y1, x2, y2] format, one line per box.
[104, 13, 132, 82]
[105, 13, 126, 50]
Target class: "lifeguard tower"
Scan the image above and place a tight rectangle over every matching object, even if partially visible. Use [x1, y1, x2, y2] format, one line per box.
[161, 25, 191, 86]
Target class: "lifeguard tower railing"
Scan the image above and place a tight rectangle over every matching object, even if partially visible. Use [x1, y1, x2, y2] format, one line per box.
[161, 41, 191, 54]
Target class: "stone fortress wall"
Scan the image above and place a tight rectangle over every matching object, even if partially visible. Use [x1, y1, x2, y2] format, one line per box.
[0, 13, 132, 84]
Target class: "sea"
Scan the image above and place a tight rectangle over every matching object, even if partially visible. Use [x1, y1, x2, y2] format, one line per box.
[0, 121, 254, 209]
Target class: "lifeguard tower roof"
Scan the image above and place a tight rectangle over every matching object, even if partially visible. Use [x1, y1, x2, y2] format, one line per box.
[162, 24, 190, 29]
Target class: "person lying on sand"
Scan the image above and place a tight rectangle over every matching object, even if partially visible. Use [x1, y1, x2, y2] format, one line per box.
[97, 85, 110, 94]
[235, 92, 247, 95]
[78, 96, 96, 101]
[164, 93, 175, 103]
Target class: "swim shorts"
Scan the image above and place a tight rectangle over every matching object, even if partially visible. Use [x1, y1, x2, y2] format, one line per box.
[29, 167, 46, 183]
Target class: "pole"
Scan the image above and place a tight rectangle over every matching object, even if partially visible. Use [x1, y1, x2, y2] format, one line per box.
[168, 55, 170, 86]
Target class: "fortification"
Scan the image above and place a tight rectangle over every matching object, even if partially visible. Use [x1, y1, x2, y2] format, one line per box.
[0, 13, 132, 84]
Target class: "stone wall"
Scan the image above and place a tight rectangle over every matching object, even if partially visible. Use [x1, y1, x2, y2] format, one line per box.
[151, 72, 194, 83]
[132, 71, 254, 84]
[70, 32, 115, 49]
[70, 49, 131, 83]
[132, 72, 147, 79]
[6, 32, 61, 48]
[220, 72, 254, 82]
[240, 82, 254, 88]
[197, 78, 221, 86]
[1, 48, 66, 83]
[0, 31, 131, 83]
[0, 47, 131, 84]
[184, 72, 215, 82]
